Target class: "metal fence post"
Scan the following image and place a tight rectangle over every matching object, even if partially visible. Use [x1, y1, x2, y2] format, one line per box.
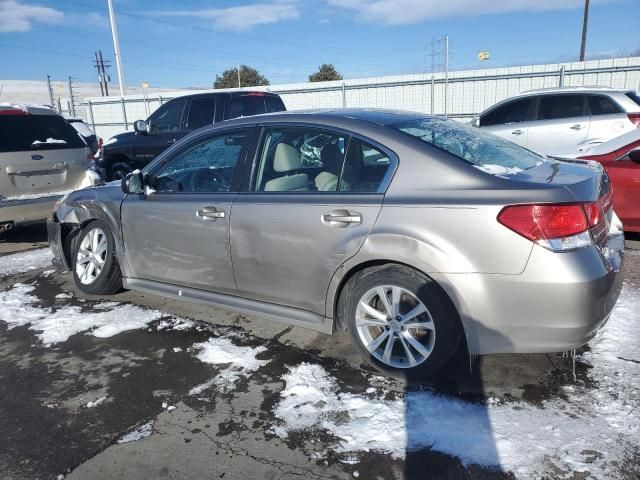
[559, 66, 565, 87]
[120, 97, 128, 130]
[87, 100, 96, 132]
[158, 95, 164, 105]
[342, 81, 346, 108]
[430, 76, 435, 115]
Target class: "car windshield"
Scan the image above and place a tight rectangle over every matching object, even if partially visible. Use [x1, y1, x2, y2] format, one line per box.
[390, 117, 544, 174]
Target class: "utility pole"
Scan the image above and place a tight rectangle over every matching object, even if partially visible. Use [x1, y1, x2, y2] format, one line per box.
[237, 64, 241, 88]
[67, 76, 76, 117]
[93, 50, 111, 96]
[107, 0, 126, 96]
[46, 74, 55, 107]
[579, 0, 590, 61]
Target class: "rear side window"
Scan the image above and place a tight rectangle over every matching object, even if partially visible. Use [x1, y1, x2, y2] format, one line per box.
[340, 140, 391, 192]
[0, 115, 85, 152]
[229, 94, 285, 119]
[588, 95, 622, 115]
[538, 94, 586, 120]
[391, 117, 543, 174]
[480, 98, 532, 126]
[186, 97, 216, 130]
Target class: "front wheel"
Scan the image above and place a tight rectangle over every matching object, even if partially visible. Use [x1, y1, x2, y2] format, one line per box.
[71, 220, 122, 295]
[342, 265, 462, 379]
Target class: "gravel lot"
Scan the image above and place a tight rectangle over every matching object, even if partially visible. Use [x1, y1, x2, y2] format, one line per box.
[0, 225, 639, 480]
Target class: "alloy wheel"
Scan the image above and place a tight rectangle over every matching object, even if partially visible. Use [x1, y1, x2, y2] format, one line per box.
[75, 227, 108, 285]
[355, 285, 436, 369]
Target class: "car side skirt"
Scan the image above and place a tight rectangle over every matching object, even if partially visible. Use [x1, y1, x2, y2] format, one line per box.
[123, 277, 334, 335]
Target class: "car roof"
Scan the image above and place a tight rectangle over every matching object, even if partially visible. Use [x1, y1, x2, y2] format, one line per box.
[516, 86, 632, 97]
[217, 108, 428, 127]
[163, 90, 282, 103]
[0, 103, 61, 116]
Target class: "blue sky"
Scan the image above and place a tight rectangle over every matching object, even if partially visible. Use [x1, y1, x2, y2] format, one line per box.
[1, 0, 639, 88]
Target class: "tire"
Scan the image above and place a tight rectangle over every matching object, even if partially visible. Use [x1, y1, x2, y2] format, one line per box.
[71, 220, 122, 295]
[341, 264, 462, 379]
[110, 165, 131, 182]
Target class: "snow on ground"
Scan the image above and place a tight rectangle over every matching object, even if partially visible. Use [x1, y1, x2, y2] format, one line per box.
[0, 249, 53, 277]
[272, 284, 640, 479]
[190, 337, 269, 394]
[0, 283, 164, 345]
[117, 421, 155, 444]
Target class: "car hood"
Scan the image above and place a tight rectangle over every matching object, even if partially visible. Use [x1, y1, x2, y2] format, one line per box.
[103, 131, 136, 149]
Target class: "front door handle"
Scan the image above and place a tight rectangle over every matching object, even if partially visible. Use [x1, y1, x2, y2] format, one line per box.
[570, 124, 585, 131]
[321, 209, 362, 228]
[511, 129, 524, 136]
[196, 206, 225, 221]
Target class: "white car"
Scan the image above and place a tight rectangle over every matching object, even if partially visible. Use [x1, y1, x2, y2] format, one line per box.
[472, 87, 640, 157]
[0, 104, 100, 230]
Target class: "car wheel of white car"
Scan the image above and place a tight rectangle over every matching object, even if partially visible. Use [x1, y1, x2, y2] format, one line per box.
[343, 264, 462, 379]
[72, 220, 122, 295]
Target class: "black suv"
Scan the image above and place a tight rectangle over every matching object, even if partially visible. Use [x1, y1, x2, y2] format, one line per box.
[99, 91, 286, 180]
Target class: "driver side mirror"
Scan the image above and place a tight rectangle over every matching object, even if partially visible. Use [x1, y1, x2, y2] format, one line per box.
[133, 120, 148, 135]
[629, 148, 640, 165]
[121, 171, 144, 195]
[470, 117, 480, 128]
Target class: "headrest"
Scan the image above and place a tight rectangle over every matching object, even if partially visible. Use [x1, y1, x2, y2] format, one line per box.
[274, 143, 302, 172]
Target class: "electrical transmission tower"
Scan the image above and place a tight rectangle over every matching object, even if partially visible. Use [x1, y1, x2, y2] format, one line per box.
[93, 50, 112, 96]
[426, 36, 450, 117]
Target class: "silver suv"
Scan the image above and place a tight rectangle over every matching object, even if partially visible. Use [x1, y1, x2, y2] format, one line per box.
[0, 104, 99, 230]
[472, 87, 640, 156]
[49, 109, 624, 378]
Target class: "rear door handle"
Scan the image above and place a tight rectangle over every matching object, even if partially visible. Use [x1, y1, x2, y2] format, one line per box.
[511, 129, 524, 135]
[321, 209, 362, 228]
[196, 206, 225, 221]
[570, 124, 585, 131]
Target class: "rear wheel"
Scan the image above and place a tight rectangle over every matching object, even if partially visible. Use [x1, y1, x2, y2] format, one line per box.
[71, 220, 122, 295]
[342, 264, 462, 379]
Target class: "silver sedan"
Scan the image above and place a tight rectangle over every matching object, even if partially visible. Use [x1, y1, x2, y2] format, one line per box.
[48, 109, 625, 378]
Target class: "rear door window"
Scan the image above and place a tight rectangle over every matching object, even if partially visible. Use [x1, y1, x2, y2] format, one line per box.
[228, 94, 285, 119]
[538, 94, 586, 120]
[480, 98, 532, 126]
[0, 114, 85, 152]
[186, 97, 216, 130]
[340, 140, 392, 192]
[588, 95, 623, 115]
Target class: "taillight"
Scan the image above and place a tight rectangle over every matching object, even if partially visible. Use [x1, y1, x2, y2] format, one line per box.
[0, 109, 27, 116]
[628, 113, 640, 128]
[497, 202, 607, 252]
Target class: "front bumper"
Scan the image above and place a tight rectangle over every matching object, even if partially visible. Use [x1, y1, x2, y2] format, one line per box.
[47, 218, 70, 271]
[443, 230, 625, 355]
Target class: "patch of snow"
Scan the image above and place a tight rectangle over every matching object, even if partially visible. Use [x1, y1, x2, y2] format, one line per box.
[474, 164, 523, 176]
[0, 248, 52, 276]
[167, 405, 176, 412]
[156, 317, 195, 331]
[55, 292, 72, 300]
[191, 337, 269, 393]
[0, 284, 163, 345]
[173, 347, 182, 353]
[86, 396, 107, 408]
[117, 420, 154, 444]
[41, 269, 56, 277]
[2, 190, 73, 202]
[272, 284, 640, 478]
[31, 137, 67, 146]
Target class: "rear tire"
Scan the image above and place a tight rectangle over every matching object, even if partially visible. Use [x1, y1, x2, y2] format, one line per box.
[341, 264, 462, 379]
[71, 220, 122, 295]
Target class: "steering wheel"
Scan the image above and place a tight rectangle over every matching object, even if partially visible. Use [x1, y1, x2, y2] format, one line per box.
[189, 168, 231, 193]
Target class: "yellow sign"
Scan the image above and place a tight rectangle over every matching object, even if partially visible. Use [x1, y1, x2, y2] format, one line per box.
[478, 51, 490, 61]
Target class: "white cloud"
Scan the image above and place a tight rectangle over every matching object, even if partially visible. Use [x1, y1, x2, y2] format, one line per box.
[0, 0, 63, 33]
[326, 0, 610, 25]
[149, 2, 299, 32]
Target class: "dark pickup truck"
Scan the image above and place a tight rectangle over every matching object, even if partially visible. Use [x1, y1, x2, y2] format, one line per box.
[99, 91, 286, 180]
